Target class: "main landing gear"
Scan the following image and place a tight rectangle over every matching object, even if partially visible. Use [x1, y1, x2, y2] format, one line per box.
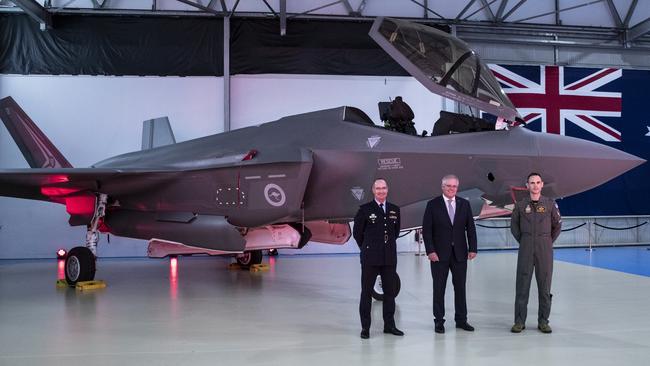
[64, 194, 107, 286]
[235, 250, 263, 267]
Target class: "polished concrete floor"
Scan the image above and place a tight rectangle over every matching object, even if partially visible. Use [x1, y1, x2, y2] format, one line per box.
[1, 250, 649, 366]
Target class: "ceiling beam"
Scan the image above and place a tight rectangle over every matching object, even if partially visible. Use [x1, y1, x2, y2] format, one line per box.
[456, 0, 477, 21]
[623, 0, 638, 27]
[479, 0, 496, 22]
[11, 0, 52, 30]
[261, 0, 276, 17]
[175, 0, 222, 15]
[495, 0, 508, 22]
[605, 0, 622, 28]
[628, 16, 650, 42]
[410, 0, 444, 19]
[463, 0, 497, 21]
[501, 0, 527, 22]
[280, 0, 286, 36]
[513, 0, 605, 23]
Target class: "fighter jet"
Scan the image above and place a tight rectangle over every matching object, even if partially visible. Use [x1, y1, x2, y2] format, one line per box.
[0, 18, 644, 286]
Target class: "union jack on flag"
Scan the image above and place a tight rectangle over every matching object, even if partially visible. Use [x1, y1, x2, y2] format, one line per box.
[489, 65, 622, 142]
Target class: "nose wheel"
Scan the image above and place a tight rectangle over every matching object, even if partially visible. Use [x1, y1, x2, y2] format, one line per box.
[65, 246, 96, 285]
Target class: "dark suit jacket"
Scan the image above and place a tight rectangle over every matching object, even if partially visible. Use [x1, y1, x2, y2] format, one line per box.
[422, 196, 477, 262]
[353, 201, 401, 266]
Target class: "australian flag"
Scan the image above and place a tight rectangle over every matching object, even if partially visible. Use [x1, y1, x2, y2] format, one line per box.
[489, 64, 649, 216]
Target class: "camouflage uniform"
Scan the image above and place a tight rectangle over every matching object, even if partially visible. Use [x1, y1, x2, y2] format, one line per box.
[510, 195, 562, 326]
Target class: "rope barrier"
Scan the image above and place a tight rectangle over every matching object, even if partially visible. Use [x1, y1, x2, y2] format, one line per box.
[561, 223, 586, 232]
[593, 221, 647, 231]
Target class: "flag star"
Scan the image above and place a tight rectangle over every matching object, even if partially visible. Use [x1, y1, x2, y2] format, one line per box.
[646, 126, 650, 137]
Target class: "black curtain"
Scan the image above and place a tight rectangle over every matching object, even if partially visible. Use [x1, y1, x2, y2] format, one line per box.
[230, 18, 409, 76]
[1, 14, 451, 76]
[0, 14, 224, 76]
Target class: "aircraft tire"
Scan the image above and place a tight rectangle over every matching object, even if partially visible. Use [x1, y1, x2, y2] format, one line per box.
[371, 273, 401, 301]
[65, 246, 96, 286]
[236, 250, 263, 267]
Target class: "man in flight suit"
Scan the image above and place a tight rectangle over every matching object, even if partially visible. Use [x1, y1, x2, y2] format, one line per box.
[510, 172, 562, 334]
[353, 178, 404, 339]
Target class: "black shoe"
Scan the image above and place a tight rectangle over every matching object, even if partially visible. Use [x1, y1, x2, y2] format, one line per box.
[383, 327, 405, 336]
[434, 324, 445, 334]
[360, 329, 369, 339]
[456, 322, 475, 331]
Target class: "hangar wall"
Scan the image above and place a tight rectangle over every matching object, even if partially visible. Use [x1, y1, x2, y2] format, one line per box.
[1, 14, 648, 258]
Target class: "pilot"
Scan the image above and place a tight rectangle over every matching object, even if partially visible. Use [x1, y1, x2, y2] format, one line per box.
[353, 178, 404, 339]
[388, 96, 416, 135]
[510, 172, 562, 334]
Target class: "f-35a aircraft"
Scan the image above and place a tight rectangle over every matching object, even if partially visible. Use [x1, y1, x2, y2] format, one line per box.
[0, 18, 644, 285]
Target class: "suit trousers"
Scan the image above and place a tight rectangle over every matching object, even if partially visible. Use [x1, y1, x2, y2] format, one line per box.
[430, 257, 467, 325]
[359, 264, 397, 330]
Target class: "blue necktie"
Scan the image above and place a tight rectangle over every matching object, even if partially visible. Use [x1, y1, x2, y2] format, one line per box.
[447, 199, 455, 223]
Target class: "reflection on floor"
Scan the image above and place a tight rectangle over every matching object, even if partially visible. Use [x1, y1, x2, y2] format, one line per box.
[555, 246, 650, 277]
[1, 248, 649, 366]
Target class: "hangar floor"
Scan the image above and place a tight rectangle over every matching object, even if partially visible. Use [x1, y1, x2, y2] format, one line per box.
[1, 248, 649, 366]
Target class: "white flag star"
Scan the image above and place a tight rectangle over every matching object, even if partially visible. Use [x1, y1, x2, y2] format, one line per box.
[646, 126, 650, 137]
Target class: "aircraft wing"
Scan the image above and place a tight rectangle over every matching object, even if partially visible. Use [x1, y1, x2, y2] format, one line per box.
[0, 168, 124, 202]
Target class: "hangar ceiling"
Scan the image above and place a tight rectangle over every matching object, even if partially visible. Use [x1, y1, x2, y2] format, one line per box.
[1, 0, 649, 50]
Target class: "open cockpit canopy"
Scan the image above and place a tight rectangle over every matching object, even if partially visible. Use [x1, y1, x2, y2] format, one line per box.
[369, 17, 519, 121]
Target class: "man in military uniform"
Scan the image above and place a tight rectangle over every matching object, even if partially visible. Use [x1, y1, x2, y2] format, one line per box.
[510, 173, 562, 334]
[353, 178, 404, 339]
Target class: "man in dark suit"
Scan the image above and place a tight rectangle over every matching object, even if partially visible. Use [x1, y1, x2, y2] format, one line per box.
[353, 178, 404, 339]
[422, 174, 478, 334]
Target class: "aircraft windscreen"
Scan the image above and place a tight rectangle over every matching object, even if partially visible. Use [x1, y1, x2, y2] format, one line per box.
[370, 18, 519, 121]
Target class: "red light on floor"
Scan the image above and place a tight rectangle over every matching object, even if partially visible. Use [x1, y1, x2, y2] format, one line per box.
[57, 259, 65, 280]
[170, 257, 178, 276]
[169, 257, 178, 300]
[56, 248, 67, 259]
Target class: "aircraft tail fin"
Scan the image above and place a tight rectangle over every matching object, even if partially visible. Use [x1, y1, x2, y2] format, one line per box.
[0, 96, 73, 168]
[141, 116, 176, 150]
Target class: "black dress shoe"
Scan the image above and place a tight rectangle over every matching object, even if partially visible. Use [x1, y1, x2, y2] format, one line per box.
[434, 324, 445, 334]
[360, 329, 369, 339]
[456, 322, 475, 331]
[383, 327, 405, 336]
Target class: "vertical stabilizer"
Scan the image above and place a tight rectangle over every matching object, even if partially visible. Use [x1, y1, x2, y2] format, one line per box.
[0, 96, 72, 168]
[141, 116, 176, 150]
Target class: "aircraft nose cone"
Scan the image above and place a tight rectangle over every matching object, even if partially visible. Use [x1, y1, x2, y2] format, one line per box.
[532, 131, 645, 198]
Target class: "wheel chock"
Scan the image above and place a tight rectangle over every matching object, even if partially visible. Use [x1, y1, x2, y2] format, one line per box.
[249, 264, 269, 272]
[75, 280, 107, 291]
[227, 263, 269, 272]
